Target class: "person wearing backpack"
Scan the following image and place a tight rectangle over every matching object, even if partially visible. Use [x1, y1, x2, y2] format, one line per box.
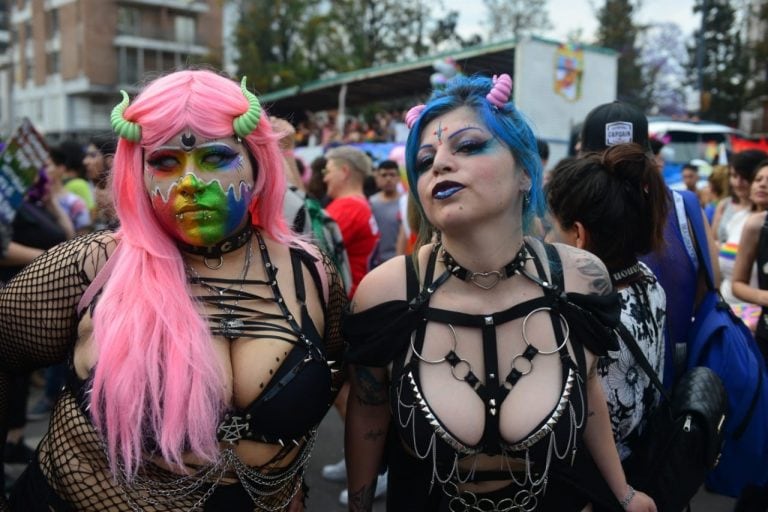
[322, 146, 380, 297]
[319, 146, 386, 506]
[547, 143, 669, 463]
[578, 101, 721, 389]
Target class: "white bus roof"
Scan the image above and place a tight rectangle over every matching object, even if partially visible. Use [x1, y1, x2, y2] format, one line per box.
[648, 119, 739, 135]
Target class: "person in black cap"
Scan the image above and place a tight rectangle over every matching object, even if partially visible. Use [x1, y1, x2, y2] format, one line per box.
[579, 100, 720, 389]
[579, 101, 650, 153]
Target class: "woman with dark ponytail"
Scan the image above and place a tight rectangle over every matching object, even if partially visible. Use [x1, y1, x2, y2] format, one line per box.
[547, 143, 668, 462]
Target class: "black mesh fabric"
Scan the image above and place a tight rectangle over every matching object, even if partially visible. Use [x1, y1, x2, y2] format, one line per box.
[0, 231, 347, 511]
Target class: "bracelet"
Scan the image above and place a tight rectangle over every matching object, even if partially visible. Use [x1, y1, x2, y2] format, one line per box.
[620, 485, 636, 510]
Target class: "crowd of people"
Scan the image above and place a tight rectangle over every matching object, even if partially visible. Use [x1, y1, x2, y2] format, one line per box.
[293, 110, 408, 148]
[0, 67, 766, 512]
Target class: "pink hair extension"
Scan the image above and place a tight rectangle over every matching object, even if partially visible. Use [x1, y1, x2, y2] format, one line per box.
[405, 105, 426, 129]
[486, 74, 513, 108]
[92, 70, 295, 478]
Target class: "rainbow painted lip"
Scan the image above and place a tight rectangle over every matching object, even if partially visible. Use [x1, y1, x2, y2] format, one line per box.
[178, 204, 214, 213]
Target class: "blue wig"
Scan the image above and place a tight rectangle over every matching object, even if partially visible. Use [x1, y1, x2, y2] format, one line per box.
[405, 74, 544, 233]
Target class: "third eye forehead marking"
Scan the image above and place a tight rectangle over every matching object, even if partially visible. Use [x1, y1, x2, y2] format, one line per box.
[434, 122, 446, 145]
[180, 132, 196, 151]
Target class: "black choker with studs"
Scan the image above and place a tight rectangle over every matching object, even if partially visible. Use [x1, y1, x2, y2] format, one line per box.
[441, 243, 529, 290]
[177, 226, 253, 259]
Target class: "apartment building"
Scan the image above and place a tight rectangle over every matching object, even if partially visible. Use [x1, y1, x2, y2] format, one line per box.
[0, 0, 223, 140]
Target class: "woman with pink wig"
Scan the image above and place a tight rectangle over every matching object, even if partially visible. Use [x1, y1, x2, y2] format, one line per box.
[0, 69, 345, 511]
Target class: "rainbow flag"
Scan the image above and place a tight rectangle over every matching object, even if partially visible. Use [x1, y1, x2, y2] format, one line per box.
[730, 303, 762, 332]
[719, 242, 739, 261]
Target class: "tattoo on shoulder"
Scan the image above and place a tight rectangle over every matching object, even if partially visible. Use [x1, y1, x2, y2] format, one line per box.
[574, 255, 611, 295]
[355, 367, 388, 406]
[349, 483, 376, 512]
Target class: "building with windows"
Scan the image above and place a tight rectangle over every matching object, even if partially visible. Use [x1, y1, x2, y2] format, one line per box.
[0, 0, 223, 140]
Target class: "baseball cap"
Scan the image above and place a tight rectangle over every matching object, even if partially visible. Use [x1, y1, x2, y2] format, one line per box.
[580, 101, 650, 153]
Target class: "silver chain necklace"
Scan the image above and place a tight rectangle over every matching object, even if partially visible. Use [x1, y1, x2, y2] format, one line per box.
[185, 238, 253, 340]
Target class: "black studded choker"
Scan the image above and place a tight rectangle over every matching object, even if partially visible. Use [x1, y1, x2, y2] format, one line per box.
[177, 225, 253, 259]
[441, 243, 529, 290]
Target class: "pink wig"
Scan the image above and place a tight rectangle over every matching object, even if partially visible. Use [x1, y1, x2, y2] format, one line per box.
[91, 70, 293, 478]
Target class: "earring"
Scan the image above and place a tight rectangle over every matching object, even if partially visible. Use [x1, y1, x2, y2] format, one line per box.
[522, 190, 531, 210]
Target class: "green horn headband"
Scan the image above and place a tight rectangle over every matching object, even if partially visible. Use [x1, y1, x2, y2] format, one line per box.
[233, 77, 262, 139]
[110, 90, 141, 142]
[109, 77, 261, 143]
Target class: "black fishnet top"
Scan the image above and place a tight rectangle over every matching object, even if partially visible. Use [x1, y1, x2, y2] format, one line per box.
[0, 231, 347, 511]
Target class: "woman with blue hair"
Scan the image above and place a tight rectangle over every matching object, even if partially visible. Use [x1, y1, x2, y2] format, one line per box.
[342, 74, 655, 511]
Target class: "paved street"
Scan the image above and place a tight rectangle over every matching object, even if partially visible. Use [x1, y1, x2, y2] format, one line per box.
[13, 386, 734, 511]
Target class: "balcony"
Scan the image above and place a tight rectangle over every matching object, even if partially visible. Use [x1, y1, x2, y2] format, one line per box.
[117, 0, 209, 14]
[114, 27, 208, 55]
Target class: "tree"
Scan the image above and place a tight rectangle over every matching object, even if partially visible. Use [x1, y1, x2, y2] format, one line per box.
[234, 0, 474, 92]
[689, 0, 749, 125]
[235, 0, 330, 93]
[482, 0, 552, 42]
[595, 0, 647, 109]
[326, 0, 434, 69]
[746, 1, 768, 103]
[639, 23, 689, 116]
[430, 11, 483, 52]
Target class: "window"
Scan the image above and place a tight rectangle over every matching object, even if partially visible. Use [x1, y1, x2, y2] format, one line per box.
[47, 9, 59, 38]
[174, 15, 195, 45]
[25, 59, 33, 82]
[144, 50, 159, 72]
[117, 6, 140, 36]
[46, 51, 59, 75]
[162, 51, 175, 71]
[118, 47, 139, 84]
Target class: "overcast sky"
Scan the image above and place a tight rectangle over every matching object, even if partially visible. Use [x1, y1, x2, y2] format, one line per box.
[445, 0, 699, 42]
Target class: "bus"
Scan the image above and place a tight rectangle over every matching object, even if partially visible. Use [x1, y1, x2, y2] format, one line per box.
[648, 117, 744, 187]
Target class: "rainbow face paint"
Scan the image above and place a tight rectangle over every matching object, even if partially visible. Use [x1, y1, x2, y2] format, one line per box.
[144, 136, 255, 247]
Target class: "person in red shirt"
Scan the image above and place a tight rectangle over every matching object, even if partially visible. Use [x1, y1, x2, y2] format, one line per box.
[320, 146, 387, 505]
[323, 146, 380, 297]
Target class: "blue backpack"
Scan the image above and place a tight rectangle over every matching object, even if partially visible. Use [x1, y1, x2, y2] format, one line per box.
[681, 191, 768, 497]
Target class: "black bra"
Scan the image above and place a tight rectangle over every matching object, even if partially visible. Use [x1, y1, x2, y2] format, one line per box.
[68, 238, 335, 452]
